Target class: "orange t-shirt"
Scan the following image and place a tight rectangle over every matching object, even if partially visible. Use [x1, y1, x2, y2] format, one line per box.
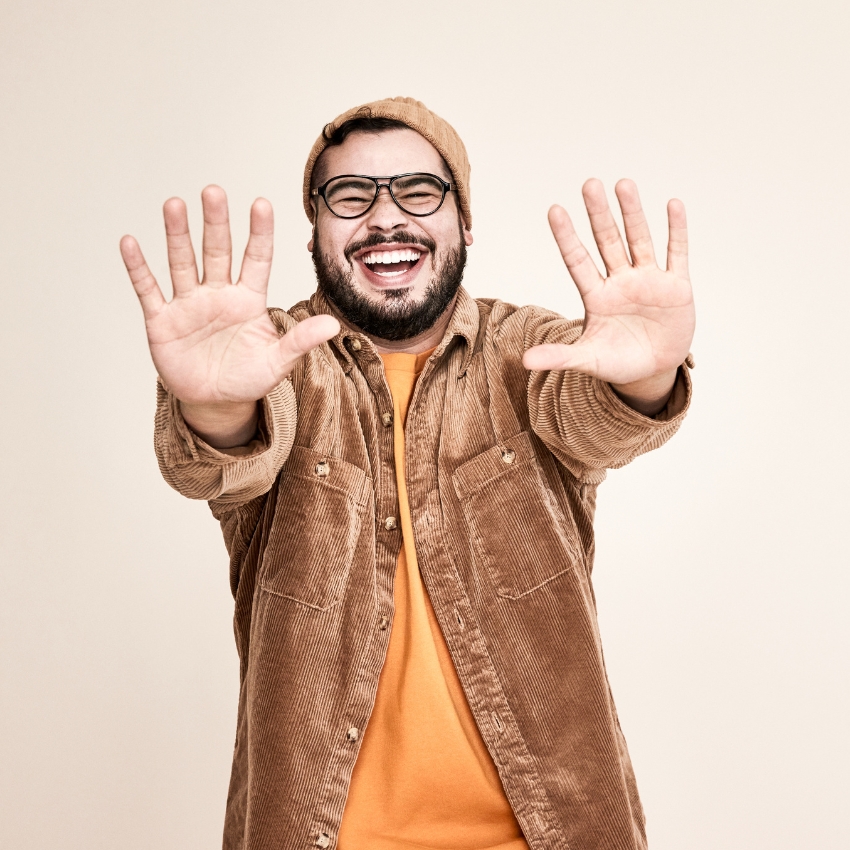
[337, 350, 528, 850]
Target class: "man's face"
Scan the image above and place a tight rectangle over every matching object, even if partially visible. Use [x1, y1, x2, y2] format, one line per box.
[309, 128, 473, 341]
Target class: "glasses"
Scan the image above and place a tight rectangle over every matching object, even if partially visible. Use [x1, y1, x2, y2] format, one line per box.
[312, 172, 454, 219]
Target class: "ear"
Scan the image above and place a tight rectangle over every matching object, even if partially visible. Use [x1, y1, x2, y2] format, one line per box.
[307, 198, 320, 251]
[463, 224, 473, 247]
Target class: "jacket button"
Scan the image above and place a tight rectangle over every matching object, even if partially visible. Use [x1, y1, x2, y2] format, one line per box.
[381, 412, 393, 427]
[315, 461, 329, 477]
[316, 833, 331, 848]
[348, 337, 362, 351]
[346, 726, 359, 742]
[378, 616, 389, 631]
[501, 449, 516, 464]
[384, 516, 397, 530]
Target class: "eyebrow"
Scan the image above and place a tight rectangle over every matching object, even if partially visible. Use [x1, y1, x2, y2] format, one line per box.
[325, 176, 372, 190]
[312, 156, 453, 189]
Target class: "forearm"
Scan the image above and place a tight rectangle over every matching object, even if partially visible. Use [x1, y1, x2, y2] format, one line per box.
[178, 400, 260, 449]
[610, 367, 678, 417]
[527, 361, 692, 478]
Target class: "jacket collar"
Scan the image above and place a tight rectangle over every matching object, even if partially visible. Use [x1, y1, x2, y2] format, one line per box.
[305, 287, 480, 377]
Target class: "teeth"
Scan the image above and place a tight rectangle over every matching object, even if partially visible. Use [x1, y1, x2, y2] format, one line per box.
[362, 249, 421, 265]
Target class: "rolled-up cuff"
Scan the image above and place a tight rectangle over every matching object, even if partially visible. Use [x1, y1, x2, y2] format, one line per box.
[593, 359, 693, 427]
[153, 379, 298, 502]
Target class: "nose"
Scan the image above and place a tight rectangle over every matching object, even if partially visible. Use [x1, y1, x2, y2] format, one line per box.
[365, 183, 409, 232]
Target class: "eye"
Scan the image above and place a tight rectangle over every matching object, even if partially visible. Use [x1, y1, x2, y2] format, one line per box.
[324, 177, 376, 213]
[393, 175, 444, 208]
[325, 178, 374, 201]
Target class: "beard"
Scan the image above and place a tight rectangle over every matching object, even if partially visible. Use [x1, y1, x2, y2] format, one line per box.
[311, 225, 467, 342]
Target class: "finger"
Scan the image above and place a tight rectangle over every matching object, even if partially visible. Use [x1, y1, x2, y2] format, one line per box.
[201, 185, 233, 288]
[163, 197, 199, 297]
[614, 179, 657, 267]
[666, 198, 690, 281]
[548, 205, 603, 297]
[522, 342, 598, 375]
[120, 235, 166, 320]
[238, 198, 274, 295]
[582, 178, 630, 273]
[271, 315, 341, 379]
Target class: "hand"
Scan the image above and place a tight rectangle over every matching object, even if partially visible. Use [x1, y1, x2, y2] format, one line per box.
[522, 179, 695, 412]
[121, 186, 339, 444]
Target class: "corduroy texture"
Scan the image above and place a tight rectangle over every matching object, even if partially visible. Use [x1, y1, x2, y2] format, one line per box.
[337, 350, 528, 848]
[155, 288, 692, 850]
[303, 96, 472, 228]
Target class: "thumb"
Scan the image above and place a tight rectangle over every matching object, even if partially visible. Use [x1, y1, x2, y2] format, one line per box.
[522, 342, 599, 375]
[272, 314, 340, 379]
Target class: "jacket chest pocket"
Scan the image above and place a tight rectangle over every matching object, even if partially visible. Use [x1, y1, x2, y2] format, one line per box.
[452, 431, 578, 600]
[260, 446, 371, 611]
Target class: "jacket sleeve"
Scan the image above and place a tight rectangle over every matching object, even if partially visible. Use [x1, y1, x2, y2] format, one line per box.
[514, 305, 693, 484]
[153, 377, 297, 505]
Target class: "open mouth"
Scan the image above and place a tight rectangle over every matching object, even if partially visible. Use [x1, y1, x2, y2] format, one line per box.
[355, 246, 427, 286]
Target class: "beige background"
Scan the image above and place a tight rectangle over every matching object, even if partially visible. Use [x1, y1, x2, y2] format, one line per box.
[1, 0, 848, 847]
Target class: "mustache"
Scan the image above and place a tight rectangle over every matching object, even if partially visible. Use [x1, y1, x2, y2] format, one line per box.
[343, 231, 437, 262]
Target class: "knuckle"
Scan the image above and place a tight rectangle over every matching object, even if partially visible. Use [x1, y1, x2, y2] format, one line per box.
[244, 247, 271, 263]
[562, 246, 586, 266]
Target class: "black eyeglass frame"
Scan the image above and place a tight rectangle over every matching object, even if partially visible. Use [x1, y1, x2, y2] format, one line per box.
[311, 172, 454, 219]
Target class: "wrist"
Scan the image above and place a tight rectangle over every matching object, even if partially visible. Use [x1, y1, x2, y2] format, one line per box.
[610, 368, 678, 417]
[178, 399, 260, 449]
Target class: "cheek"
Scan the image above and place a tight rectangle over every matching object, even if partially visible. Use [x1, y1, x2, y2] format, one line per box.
[431, 228, 464, 260]
[315, 217, 358, 259]
[339, 234, 369, 263]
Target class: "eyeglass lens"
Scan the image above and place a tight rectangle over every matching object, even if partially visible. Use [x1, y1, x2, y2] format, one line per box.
[323, 174, 446, 217]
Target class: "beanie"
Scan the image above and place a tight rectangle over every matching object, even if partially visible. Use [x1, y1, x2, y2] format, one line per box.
[303, 96, 471, 229]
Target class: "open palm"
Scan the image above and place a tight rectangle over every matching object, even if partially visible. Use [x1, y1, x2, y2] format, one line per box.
[523, 179, 694, 386]
[120, 186, 338, 406]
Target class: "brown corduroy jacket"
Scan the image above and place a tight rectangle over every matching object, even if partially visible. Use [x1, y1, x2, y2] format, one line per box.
[154, 287, 692, 850]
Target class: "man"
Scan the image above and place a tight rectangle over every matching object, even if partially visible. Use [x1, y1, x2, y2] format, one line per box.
[120, 97, 694, 850]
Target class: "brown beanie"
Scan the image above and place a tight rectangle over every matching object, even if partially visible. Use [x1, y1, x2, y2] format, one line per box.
[303, 96, 471, 229]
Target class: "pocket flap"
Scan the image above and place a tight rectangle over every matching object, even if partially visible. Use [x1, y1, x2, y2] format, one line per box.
[453, 431, 538, 499]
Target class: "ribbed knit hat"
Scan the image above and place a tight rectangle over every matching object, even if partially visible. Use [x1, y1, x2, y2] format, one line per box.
[303, 96, 471, 228]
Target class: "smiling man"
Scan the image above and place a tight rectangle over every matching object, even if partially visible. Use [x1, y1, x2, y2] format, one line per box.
[309, 125, 471, 347]
[120, 97, 695, 850]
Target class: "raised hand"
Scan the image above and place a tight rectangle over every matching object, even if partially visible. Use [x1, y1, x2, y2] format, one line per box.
[120, 186, 339, 446]
[522, 179, 695, 414]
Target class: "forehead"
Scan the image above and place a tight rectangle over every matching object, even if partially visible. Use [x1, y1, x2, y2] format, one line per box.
[319, 128, 450, 180]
